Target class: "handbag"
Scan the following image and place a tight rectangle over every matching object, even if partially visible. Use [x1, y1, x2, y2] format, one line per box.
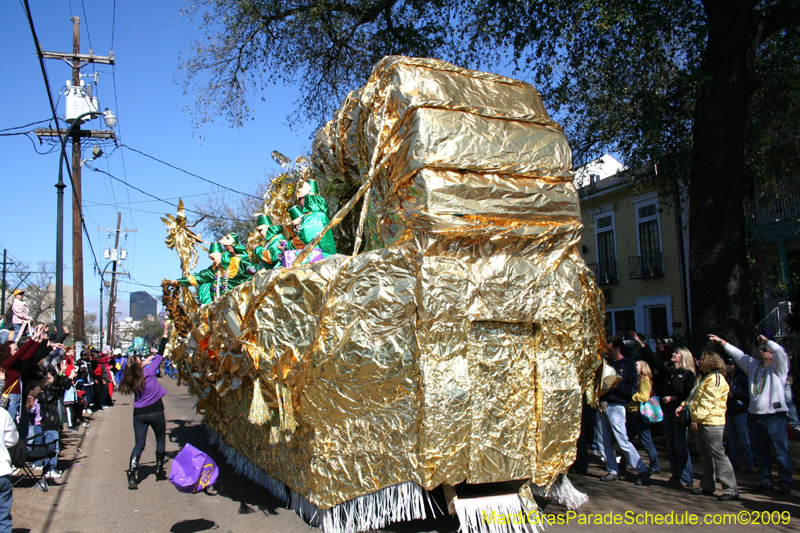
[0, 379, 19, 410]
[677, 375, 706, 426]
[677, 404, 691, 426]
[640, 397, 663, 423]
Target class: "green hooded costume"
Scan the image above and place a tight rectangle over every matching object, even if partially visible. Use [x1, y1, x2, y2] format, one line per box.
[177, 242, 257, 305]
[253, 215, 285, 270]
[291, 195, 337, 257]
[220, 232, 248, 257]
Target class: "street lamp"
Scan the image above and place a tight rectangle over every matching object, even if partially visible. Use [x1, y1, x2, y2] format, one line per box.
[55, 109, 116, 332]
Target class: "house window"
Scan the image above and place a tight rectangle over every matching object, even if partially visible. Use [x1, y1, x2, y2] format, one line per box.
[631, 193, 663, 277]
[589, 173, 600, 184]
[593, 208, 617, 283]
[605, 308, 636, 337]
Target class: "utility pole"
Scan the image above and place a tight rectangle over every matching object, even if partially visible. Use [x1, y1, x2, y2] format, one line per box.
[70, 17, 85, 344]
[107, 213, 121, 348]
[35, 16, 115, 342]
[98, 216, 136, 348]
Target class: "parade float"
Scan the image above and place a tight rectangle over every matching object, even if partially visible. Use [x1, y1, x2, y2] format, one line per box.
[162, 56, 605, 533]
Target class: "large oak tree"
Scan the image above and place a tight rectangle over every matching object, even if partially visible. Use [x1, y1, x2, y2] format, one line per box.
[180, 0, 800, 348]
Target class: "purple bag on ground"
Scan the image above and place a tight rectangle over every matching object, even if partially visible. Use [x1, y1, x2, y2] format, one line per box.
[282, 247, 325, 268]
[169, 443, 219, 493]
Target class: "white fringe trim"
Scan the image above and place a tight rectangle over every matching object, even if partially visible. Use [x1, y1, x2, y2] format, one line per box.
[455, 494, 541, 533]
[289, 481, 434, 533]
[208, 429, 435, 533]
[529, 474, 587, 510]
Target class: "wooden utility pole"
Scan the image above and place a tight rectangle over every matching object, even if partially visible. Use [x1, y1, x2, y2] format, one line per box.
[107, 213, 121, 348]
[97, 218, 136, 348]
[35, 16, 115, 343]
[70, 17, 84, 343]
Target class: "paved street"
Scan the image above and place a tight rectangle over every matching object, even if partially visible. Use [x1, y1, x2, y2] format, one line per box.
[11, 377, 800, 533]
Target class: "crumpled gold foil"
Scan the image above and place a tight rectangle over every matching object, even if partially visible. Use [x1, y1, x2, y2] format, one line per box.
[168, 56, 605, 511]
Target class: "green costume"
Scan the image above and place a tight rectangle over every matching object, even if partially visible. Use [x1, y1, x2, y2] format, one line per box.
[291, 195, 337, 257]
[220, 232, 248, 257]
[298, 179, 328, 215]
[177, 242, 257, 305]
[253, 215, 285, 270]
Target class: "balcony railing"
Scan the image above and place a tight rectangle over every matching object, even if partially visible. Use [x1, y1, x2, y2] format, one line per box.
[629, 252, 663, 279]
[587, 260, 618, 284]
[745, 197, 800, 225]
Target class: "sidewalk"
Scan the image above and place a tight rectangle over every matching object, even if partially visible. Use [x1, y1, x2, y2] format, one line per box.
[10, 378, 800, 532]
[11, 379, 305, 533]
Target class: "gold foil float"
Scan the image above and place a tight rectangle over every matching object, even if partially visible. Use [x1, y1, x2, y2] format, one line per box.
[167, 56, 605, 511]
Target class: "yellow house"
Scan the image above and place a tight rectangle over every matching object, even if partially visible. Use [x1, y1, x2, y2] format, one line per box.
[576, 155, 689, 342]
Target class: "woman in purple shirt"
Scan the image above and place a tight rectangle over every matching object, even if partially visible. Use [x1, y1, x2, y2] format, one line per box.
[118, 321, 169, 490]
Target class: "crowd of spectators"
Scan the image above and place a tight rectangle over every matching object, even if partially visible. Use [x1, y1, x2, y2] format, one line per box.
[574, 329, 797, 499]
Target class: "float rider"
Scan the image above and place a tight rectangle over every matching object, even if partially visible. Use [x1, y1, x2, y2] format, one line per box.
[173, 241, 256, 305]
[251, 215, 285, 270]
[219, 233, 248, 257]
[281, 180, 337, 257]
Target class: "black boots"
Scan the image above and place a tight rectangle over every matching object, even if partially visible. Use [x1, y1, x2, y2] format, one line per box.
[155, 452, 168, 481]
[127, 455, 140, 490]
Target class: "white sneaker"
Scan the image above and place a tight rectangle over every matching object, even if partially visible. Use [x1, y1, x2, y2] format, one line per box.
[45, 470, 62, 479]
[31, 465, 43, 475]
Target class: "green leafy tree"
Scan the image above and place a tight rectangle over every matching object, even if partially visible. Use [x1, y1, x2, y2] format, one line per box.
[180, 0, 800, 347]
[132, 318, 165, 347]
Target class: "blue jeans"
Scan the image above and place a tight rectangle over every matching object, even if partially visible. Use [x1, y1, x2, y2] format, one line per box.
[786, 382, 799, 430]
[11, 324, 21, 342]
[0, 330, 8, 345]
[749, 412, 793, 487]
[725, 411, 754, 470]
[630, 410, 661, 471]
[598, 403, 647, 475]
[4, 395, 20, 424]
[661, 399, 693, 485]
[132, 410, 166, 456]
[41, 429, 59, 473]
[0, 475, 12, 533]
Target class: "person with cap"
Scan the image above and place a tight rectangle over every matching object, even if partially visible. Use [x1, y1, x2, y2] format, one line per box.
[10, 290, 31, 342]
[172, 242, 256, 305]
[251, 215, 285, 270]
[281, 181, 337, 257]
[296, 178, 329, 215]
[709, 332, 793, 495]
[219, 233, 248, 257]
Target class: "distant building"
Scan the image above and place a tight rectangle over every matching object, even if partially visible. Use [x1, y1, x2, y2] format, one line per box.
[130, 291, 157, 321]
[116, 317, 140, 350]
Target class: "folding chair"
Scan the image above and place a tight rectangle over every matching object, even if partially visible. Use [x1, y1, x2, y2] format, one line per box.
[10, 434, 59, 492]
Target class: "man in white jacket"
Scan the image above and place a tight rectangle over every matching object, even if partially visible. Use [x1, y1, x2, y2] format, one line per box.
[0, 407, 19, 532]
[709, 333, 792, 495]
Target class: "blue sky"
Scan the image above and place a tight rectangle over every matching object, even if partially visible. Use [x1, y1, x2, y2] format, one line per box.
[1, 0, 316, 320]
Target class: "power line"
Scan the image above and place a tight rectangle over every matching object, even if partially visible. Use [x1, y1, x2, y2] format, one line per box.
[119, 144, 262, 199]
[79, 0, 93, 50]
[0, 118, 53, 132]
[110, 67, 136, 228]
[84, 163, 252, 223]
[111, 0, 117, 49]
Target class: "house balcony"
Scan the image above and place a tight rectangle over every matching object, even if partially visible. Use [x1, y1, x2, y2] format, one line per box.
[587, 260, 618, 285]
[629, 252, 663, 279]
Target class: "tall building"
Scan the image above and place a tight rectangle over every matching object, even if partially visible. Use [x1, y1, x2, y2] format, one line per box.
[130, 291, 157, 321]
